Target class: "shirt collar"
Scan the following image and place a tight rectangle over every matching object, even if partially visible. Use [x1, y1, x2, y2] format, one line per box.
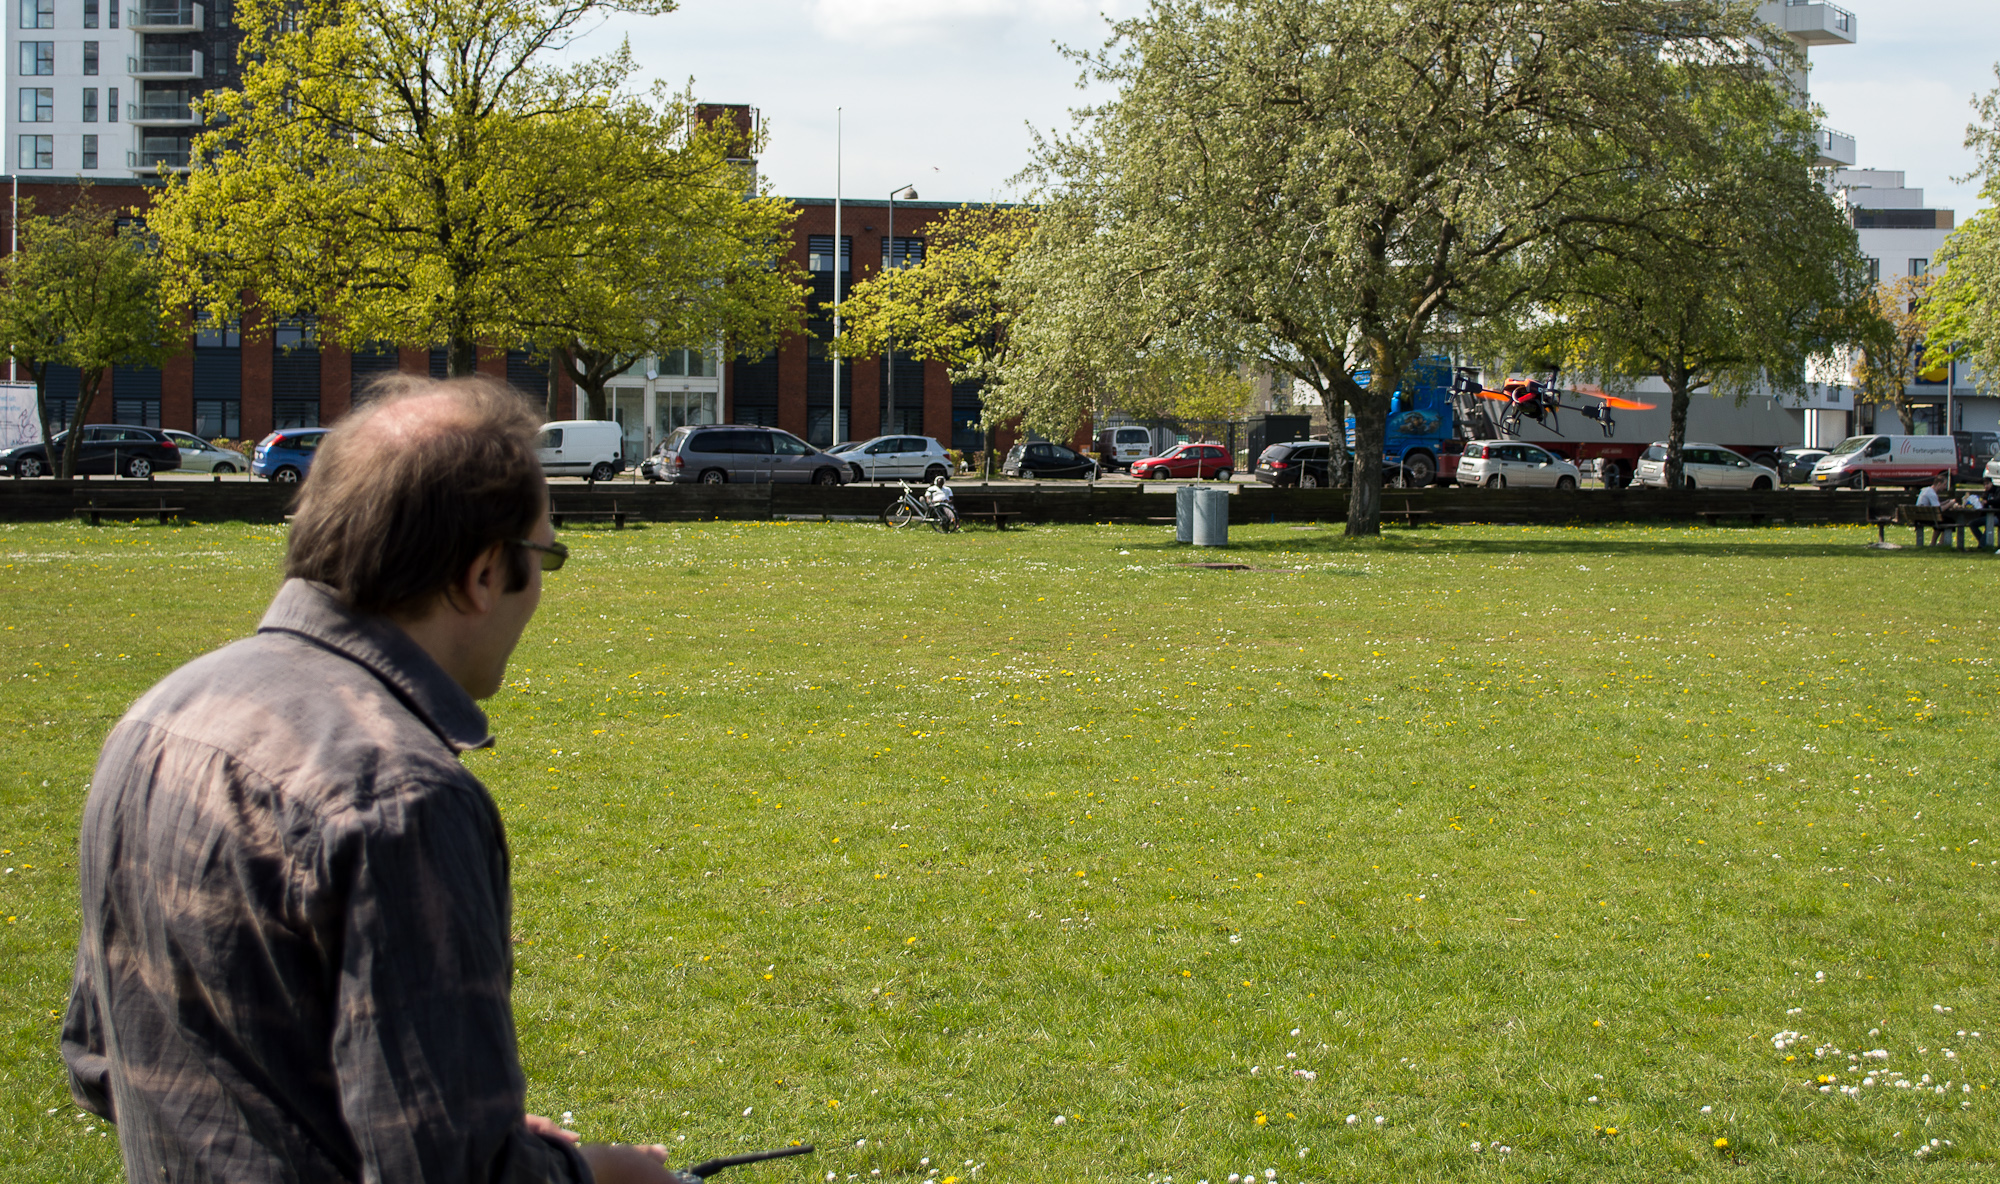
[258, 579, 494, 753]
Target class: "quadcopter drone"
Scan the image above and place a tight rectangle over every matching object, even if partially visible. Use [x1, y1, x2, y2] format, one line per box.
[1450, 367, 1655, 438]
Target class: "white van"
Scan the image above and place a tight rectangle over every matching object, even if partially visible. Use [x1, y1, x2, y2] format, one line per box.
[1810, 435, 1958, 490]
[1094, 425, 1177, 472]
[536, 420, 624, 481]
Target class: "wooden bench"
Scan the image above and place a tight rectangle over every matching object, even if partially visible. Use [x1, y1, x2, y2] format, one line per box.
[1380, 499, 1433, 527]
[1896, 504, 1995, 550]
[954, 502, 1025, 530]
[550, 502, 627, 530]
[74, 500, 185, 525]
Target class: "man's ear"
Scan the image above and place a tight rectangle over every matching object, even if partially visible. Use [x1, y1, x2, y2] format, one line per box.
[453, 542, 510, 615]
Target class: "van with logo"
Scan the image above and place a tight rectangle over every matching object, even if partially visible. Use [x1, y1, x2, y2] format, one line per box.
[536, 420, 625, 481]
[1810, 434, 1958, 489]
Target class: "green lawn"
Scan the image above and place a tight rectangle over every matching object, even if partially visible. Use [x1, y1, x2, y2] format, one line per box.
[2, 517, 1995, 1183]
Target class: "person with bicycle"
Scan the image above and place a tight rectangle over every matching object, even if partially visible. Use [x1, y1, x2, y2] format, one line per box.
[924, 474, 958, 530]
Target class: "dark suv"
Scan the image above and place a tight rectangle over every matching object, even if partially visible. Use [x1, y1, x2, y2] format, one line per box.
[0, 425, 182, 478]
[1953, 431, 1999, 483]
[1255, 440, 1332, 487]
[645, 424, 848, 485]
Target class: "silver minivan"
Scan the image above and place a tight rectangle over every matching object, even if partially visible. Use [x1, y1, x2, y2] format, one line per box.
[647, 425, 848, 485]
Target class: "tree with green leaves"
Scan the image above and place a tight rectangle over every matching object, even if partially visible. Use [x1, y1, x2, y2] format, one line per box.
[1019, 0, 1791, 534]
[149, 0, 677, 375]
[0, 200, 174, 478]
[1490, 68, 1872, 489]
[1851, 273, 1938, 433]
[833, 205, 1034, 468]
[1928, 66, 2000, 390]
[516, 93, 809, 419]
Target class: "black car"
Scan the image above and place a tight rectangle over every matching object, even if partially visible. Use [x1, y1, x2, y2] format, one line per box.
[1001, 441, 1097, 479]
[1255, 440, 1333, 487]
[1774, 447, 1828, 485]
[1954, 431, 1999, 483]
[0, 424, 183, 478]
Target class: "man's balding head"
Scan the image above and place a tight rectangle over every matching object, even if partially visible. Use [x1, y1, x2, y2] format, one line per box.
[286, 375, 548, 617]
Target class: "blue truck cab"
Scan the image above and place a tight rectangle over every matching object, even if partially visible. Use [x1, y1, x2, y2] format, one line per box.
[1346, 356, 1457, 487]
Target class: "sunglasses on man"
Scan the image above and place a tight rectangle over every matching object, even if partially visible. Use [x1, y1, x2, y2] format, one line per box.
[514, 539, 569, 571]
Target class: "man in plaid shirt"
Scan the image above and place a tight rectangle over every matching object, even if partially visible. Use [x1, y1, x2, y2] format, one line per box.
[62, 376, 677, 1183]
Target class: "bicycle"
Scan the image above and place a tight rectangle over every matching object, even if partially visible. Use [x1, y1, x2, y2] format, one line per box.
[662, 1143, 815, 1182]
[881, 481, 958, 531]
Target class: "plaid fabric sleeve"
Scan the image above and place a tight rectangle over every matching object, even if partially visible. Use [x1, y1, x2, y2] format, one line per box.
[322, 778, 587, 1184]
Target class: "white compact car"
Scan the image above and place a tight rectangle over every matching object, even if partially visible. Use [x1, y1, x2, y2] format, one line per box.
[1456, 440, 1582, 489]
[162, 430, 248, 474]
[838, 435, 953, 483]
[1633, 442, 1779, 490]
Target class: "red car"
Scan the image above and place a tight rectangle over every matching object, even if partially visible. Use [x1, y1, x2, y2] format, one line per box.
[1131, 442, 1235, 481]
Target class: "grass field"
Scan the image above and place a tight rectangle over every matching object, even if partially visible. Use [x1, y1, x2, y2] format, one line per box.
[2, 516, 1996, 1183]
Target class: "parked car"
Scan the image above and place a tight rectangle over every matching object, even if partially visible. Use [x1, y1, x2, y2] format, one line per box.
[1774, 446, 1828, 485]
[1095, 424, 1176, 472]
[1809, 434, 1955, 489]
[1986, 453, 2000, 485]
[1455, 440, 1581, 489]
[1131, 442, 1234, 481]
[1255, 440, 1333, 487]
[646, 424, 847, 485]
[1000, 441, 1097, 480]
[252, 428, 330, 483]
[0, 424, 182, 478]
[837, 435, 953, 483]
[1635, 442, 1779, 490]
[163, 430, 246, 474]
[1954, 430, 1999, 483]
[535, 420, 625, 481]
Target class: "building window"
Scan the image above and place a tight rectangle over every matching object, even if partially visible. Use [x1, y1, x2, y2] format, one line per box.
[82, 87, 96, 122]
[882, 236, 925, 271]
[19, 87, 51, 121]
[108, 1, 116, 27]
[83, 0, 96, 27]
[81, 133, 96, 168]
[20, 40, 52, 74]
[83, 41, 98, 75]
[107, 85, 117, 121]
[19, 0, 51, 29]
[1865, 257, 1880, 285]
[17, 134, 49, 169]
[806, 235, 851, 273]
[1910, 258, 1929, 277]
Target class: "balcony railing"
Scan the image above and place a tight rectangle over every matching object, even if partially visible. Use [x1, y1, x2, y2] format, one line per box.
[128, 148, 190, 171]
[1817, 127, 1856, 167]
[128, 49, 203, 79]
[1758, 0, 1858, 46]
[127, 1, 202, 30]
[128, 100, 198, 124]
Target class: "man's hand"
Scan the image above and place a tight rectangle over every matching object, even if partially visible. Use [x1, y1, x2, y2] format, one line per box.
[579, 1142, 682, 1184]
[525, 1114, 579, 1145]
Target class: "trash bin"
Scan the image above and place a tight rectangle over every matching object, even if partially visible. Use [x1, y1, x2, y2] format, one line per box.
[1175, 484, 1195, 544]
[1192, 487, 1229, 546]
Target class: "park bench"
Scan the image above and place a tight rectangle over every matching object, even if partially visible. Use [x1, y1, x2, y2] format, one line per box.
[954, 501, 1024, 530]
[1380, 498, 1433, 527]
[1895, 504, 1995, 551]
[550, 501, 628, 530]
[73, 499, 184, 525]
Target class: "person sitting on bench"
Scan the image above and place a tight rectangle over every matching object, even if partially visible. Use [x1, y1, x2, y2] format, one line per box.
[1916, 472, 1964, 545]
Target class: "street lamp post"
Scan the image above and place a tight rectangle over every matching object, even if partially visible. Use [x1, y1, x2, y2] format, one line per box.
[885, 184, 917, 435]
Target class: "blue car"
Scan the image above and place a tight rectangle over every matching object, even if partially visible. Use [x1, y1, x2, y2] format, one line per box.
[252, 428, 329, 483]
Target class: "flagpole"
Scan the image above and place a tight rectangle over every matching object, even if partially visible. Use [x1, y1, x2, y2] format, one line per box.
[831, 109, 843, 445]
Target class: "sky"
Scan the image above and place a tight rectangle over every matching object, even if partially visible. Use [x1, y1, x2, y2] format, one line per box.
[581, 0, 1996, 216]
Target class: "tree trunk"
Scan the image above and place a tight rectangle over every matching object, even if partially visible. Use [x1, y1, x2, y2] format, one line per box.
[1345, 376, 1392, 537]
[30, 367, 53, 477]
[61, 370, 105, 479]
[545, 359, 560, 422]
[1664, 367, 1692, 489]
[449, 335, 479, 378]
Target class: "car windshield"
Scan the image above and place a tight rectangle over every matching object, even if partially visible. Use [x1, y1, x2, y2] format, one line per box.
[1641, 445, 1666, 461]
[1826, 436, 1871, 457]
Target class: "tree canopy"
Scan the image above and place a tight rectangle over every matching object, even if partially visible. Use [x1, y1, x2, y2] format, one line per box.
[1929, 65, 2000, 390]
[0, 199, 174, 477]
[1852, 273, 1939, 433]
[149, 0, 680, 375]
[1013, 0, 1801, 533]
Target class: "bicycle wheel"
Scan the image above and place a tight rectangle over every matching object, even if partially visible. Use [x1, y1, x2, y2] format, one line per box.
[884, 501, 920, 528]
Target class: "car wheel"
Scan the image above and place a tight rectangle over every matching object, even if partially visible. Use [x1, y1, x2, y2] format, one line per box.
[1214, 467, 1233, 482]
[1402, 452, 1436, 487]
[125, 457, 153, 479]
[1751, 476, 1772, 491]
[1848, 471, 1866, 490]
[1485, 475, 1505, 489]
[1299, 470, 1320, 489]
[1556, 475, 1577, 491]
[849, 463, 866, 483]
[212, 462, 235, 475]
[924, 464, 948, 482]
[700, 469, 727, 485]
[589, 462, 614, 482]
[813, 467, 842, 486]
[17, 455, 44, 478]
[271, 466, 302, 484]
[1683, 477, 1696, 491]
